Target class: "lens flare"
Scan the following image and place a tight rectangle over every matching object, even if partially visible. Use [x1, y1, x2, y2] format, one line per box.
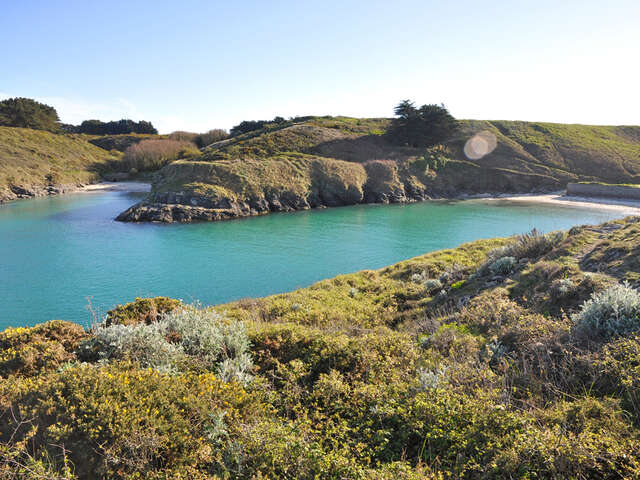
[464, 131, 497, 160]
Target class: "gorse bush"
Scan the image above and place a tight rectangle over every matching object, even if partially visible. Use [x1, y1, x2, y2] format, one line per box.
[572, 282, 640, 339]
[80, 307, 254, 383]
[105, 296, 182, 326]
[121, 139, 199, 171]
[0, 320, 86, 377]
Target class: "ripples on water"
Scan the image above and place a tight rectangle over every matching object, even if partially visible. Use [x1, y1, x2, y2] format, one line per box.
[0, 190, 627, 328]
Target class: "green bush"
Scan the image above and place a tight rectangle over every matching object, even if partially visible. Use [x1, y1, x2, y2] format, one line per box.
[105, 297, 181, 326]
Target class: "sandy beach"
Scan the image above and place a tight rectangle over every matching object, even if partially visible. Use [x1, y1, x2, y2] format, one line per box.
[80, 182, 151, 193]
[476, 192, 640, 215]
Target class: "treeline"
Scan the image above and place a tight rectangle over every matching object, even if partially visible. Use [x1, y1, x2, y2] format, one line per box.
[0, 97, 60, 131]
[0, 97, 158, 135]
[63, 119, 158, 135]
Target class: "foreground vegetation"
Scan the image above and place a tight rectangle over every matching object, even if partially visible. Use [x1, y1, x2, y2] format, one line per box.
[3, 217, 640, 478]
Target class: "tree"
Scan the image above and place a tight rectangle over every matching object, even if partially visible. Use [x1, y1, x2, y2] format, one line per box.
[0, 97, 60, 131]
[387, 100, 459, 148]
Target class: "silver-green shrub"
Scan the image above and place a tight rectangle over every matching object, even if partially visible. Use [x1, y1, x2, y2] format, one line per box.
[80, 306, 254, 383]
[417, 366, 448, 391]
[489, 256, 516, 275]
[550, 278, 576, 299]
[572, 283, 640, 338]
[84, 322, 182, 370]
[424, 278, 443, 293]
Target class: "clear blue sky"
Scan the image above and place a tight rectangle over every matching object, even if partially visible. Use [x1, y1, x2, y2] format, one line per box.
[2, 0, 639, 132]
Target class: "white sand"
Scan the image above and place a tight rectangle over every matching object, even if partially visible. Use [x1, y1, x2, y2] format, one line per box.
[80, 182, 151, 193]
[475, 192, 640, 215]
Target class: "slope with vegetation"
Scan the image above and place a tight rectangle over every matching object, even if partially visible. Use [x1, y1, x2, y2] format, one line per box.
[0, 126, 121, 202]
[3, 217, 640, 478]
[117, 114, 640, 222]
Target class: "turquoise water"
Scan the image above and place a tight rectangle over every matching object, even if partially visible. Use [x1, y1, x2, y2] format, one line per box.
[0, 191, 628, 329]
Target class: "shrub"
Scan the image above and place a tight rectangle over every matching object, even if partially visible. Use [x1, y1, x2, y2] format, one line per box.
[550, 278, 576, 299]
[417, 366, 448, 391]
[0, 363, 250, 479]
[572, 282, 640, 339]
[195, 128, 228, 148]
[489, 256, 516, 275]
[424, 278, 443, 293]
[411, 271, 427, 283]
[169, 130, 199, 142]
[121, 139, 198, 171]
[79, 321, 182, 370]
[0, 320, 86, 377]
[105, 297, 182, 326]
[480, 230, 565, 275]
[80, 307, 254, 382]
[501, 229, 565, 261]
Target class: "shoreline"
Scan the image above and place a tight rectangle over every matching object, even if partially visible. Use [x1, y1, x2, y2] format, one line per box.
[79, 181, 151, 193]
[472, 192, 640, 214]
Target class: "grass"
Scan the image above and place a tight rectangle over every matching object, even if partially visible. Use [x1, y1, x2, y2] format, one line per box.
[0, 126, 120, 201]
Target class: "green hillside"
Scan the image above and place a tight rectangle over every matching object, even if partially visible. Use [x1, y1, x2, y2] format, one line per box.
[4, 217, 640, 478]
[0, 127, 120, 202]
[117, 117, 640, 222]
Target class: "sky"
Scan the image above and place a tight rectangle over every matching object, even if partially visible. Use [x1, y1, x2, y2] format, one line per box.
[1, 0, 639, 133]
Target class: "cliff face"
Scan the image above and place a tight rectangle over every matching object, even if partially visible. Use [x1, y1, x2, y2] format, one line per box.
[116, 117, 640, 222]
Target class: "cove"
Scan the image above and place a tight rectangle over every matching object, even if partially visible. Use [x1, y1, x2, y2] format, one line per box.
[0, 190, 629, 329]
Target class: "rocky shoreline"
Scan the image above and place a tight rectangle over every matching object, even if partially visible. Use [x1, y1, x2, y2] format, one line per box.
[115, 185, 556, 223]
[0, 182, 87, 203]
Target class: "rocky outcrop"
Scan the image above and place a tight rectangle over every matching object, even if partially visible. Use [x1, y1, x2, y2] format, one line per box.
[1, 183, 84, 203]
[116, 190, 311, 223]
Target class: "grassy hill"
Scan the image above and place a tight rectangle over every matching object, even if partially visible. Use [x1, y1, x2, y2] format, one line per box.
[3, 217, 640, 477]
[117, 117, 640, 222]
[0, 127, 121, 202]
